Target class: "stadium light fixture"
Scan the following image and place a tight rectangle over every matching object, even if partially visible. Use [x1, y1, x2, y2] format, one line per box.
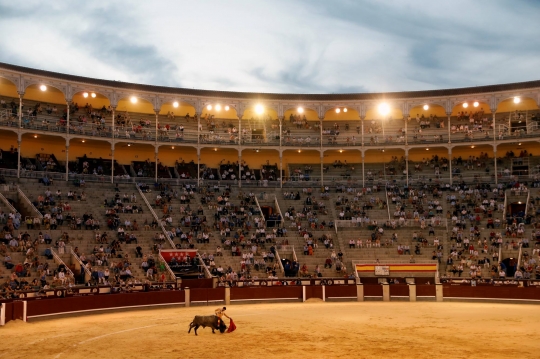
[423, 105, 429, 110]
[91, 93, 96, 98]
[225, 105, 230, 111]
[40, 85, 47, 91]
[335, 108, 341, 114]
[473, 101, 479, 107]
[339, 149, 343, 153]
[514, 97, 521, 104]
[173, 101, 179, 108]
[171, 146, 175, 149]
[255, 104, 264, 114]
[34, 135, 38, 138]
[207, 104, 212, 111]
[343, 108, 348, 113]
[130, 96, 137, 104]
[82, 140, 85, 143]
[83, 92, 88, 98]
[463, 103, 468, 108]
[297, 107, 304, 113]
[215, 104, 222, 111]
[378, 103, 390, 116]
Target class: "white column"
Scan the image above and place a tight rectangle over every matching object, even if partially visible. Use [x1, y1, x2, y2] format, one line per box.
[447, 113, 452, 144]
[197, 148, 201, 188]
[279, 117, 283, 147]
[448, 148, 452, 185]
[18, 92, 23, 128]
[320, 152, 324, 186]
[361, 151, 365, 187]
[405, 150, 409, 187]
[404, 116, 408, 145]
[65, 142, 69, 181]
[155, 147, 159, 182]
[66, 99, 71, 136]
[111, 145, 115, 184]
[494, 148, 498, 185]
[111, 106, 116, 138]
[319, 117, 323, 148]
[238, 152, 242, 188]
[17, 138, 21, 179]
[279, 152, 283, 189]
[361, 116, 365, 146]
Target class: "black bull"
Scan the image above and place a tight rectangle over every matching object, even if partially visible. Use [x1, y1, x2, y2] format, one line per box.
[188, 315, 227, 335]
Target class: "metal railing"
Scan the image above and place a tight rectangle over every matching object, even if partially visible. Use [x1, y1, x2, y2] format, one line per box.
[70, 246, 91, 284]
[17, 186, 43, 218]
[197, 252, 212, 278]
[158, 250, 177, 281]
[50, 247, 75, 278]
[274, 247, 285, 273]
[0, 191, 17, 213]
[135, 183, 175, 249]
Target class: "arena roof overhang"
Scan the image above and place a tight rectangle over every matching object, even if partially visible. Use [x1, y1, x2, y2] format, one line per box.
[1, 61, 540, 102]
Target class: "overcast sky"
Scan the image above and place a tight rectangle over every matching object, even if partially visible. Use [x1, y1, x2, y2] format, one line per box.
[0, 0, 539, 94]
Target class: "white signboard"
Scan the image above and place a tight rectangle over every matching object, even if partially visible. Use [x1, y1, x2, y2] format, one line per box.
[374, 265, 390, 276]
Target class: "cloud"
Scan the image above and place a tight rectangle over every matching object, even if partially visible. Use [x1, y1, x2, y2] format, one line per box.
[0, 0, 539, 93]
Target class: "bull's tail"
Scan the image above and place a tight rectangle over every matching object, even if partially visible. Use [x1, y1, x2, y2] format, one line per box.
[188, 321, 194, 333]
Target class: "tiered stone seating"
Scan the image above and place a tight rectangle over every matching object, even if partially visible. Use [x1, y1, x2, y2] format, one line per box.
[18, 180, 162, 283]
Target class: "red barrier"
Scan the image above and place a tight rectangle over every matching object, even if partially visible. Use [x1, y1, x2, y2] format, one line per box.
[26, 291, 185, 319]
[443, 285, 540, 300]
[364, 285, 383, 297]
[389, 285, 409, 297]
[416, 285, 436, 297]
[181, 278, 213, 289]
[231, 286, 302, 301]
[190, 288, 225, 304]
[305, 286, 323, 300]
[325, 285, 357, 298]
[4, 302, 14, 324]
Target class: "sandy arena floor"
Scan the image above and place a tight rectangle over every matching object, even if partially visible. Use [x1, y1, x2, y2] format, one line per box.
[1, 301, 539, 358]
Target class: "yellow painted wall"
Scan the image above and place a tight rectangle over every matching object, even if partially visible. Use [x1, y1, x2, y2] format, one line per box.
[409, 105, 447, 118]
[159, 103, 196, 117]
[451, 102, 491, 116]
[20, 136, 67, 159]
[243, 108, 277, 120]
[324, 109, 360, 121]
[0, 131, 19, 151]
[72, 93, 110, 109]
[408, 148, 448, 162]
[24, 86, 65, 104]
[116, 98, 155, 114]
[115, 144, 155, 163]
[200, 148, 239, 168]
[322, 150, 362, 164]
[365, 107, 403, 120]
[69, 141, 111, 160]
[240, 150, 280, 169]
[497, 97, 538, 112]
[0, 78, 18, 98]
[451, 146, 494, 159]
[284, 108, 319, 121]
[201, 106, 238, 120]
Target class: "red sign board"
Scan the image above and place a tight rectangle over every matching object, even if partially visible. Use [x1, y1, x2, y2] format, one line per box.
[160, 250, 198, 263]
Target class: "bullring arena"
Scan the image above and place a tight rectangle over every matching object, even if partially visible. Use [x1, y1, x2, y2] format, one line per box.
[1, 62, 540, 358]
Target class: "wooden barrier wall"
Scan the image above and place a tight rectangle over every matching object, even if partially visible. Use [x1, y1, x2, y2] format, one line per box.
[442, 285, 540, 301]
[2, 284, 540, 325]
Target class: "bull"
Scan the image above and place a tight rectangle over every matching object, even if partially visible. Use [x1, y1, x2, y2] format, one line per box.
[188, 315, 227, 335]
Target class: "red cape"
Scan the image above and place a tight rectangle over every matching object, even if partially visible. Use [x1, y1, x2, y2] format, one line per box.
[227, 318, 236, 333]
